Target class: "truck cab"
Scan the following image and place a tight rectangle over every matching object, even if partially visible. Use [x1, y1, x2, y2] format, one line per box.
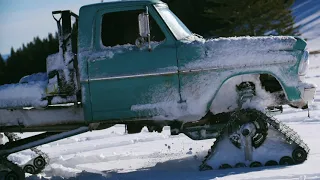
[79, 0, 186, 122]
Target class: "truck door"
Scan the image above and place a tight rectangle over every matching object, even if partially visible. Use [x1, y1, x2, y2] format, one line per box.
[88, 6, 180, 121]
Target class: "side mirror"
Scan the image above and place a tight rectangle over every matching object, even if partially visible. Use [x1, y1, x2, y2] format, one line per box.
[138, 13, 150, 38]
[137, 8, 151, 51]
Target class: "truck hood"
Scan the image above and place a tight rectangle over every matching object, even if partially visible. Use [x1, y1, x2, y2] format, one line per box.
[178, 36, 306, 70]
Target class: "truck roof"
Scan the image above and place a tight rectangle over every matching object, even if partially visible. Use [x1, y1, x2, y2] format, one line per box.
[81, 0, 163, 11]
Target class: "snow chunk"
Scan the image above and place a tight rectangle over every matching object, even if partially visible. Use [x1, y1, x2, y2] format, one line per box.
[211, 74, 275, 114]
[19, 72, 48, 84]
[0, 81, 47, 109]
[47, 52, 64, 73]
[51, 95, 77, 104]
[45, 164, 82, 178]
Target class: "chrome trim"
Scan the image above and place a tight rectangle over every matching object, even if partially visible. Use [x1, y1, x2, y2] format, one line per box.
[179, 61, 295, 74]
[86, 71, 177, 82]
[81, 60, 295, 83]
[180, 67, 219, 74]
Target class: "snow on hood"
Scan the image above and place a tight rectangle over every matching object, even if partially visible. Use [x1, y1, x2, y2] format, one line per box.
[132, 36, 302, 121]
[181, 36, 299, 70]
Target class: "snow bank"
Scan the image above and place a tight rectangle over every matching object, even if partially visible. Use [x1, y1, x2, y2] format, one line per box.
[19, 72, 48, 84]
[0, 81, 47, 108]
[45, 164, 82, 178]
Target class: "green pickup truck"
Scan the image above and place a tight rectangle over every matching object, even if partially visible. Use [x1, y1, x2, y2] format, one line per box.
[0, 0, 317, 179]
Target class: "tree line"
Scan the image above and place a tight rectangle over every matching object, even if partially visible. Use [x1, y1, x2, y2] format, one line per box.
[163, 0, 298, 37]
[0, 0, 298, 85]
[0, 33, 59, 85]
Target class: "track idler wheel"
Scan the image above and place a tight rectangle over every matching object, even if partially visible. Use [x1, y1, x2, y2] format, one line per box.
[1, 158, 25, 180]
[279, 156, 294, 165]
[23, 164, 36, 174]
[34, 156, 46, 170]
[219, 164, 232, 169]
[265, 160, 278, 166]
[199, 164, 213, 171]
[5, 171, 20, 180]
[250, 161, 262, 168]
[235, 163, 246, 168]
[292, 147, 308, 164]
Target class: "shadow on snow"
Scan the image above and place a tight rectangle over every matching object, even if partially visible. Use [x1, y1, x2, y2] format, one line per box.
[26, 155, 289, 180]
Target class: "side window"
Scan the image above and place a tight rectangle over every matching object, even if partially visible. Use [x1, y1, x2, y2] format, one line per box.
[101, 9, 165, 47]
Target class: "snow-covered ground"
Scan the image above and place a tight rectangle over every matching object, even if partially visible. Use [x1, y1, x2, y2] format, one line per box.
[3, 53, 318, 180]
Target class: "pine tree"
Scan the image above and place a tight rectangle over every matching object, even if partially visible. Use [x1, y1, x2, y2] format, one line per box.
[0, 54, 5, 74]
[162, 0, 208, 35]
[2, 33, 59, 84]
[0, 54, 6, 85]
[10, 47, 15, 57]
[202, 0, 298, 37]
[164, 0, 298, 37]
[0, 54, 5, 71]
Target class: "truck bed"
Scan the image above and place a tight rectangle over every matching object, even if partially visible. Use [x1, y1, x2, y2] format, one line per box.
[0, 104, 84, 130]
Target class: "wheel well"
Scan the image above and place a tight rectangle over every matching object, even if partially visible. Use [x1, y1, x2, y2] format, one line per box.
[209, 73, 286, 115]
[259, 74, 283, 93]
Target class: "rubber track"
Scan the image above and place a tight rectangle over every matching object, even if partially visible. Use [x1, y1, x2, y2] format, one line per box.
[199, 110, 309, 170]
[0, 157, 25, 180]
[3, 132, 50, 176]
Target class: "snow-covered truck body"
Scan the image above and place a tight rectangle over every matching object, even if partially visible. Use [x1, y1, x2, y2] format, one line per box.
[1, 0, 315, 128]
[0, 0, 317, 179]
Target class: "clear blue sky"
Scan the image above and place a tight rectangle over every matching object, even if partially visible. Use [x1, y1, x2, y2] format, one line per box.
[0, 0, 102, 55]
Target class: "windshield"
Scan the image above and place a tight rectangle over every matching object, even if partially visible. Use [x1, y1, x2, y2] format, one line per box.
[154, 4, 192, 40]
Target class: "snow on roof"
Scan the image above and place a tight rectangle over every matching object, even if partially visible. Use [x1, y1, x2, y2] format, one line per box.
[81, 0, 162, 10]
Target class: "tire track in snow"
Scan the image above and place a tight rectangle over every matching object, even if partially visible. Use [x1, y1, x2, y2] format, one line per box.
[239, 173, 320, 180]
[43, 133, 174, 157]
[49, 151, 190, 170]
